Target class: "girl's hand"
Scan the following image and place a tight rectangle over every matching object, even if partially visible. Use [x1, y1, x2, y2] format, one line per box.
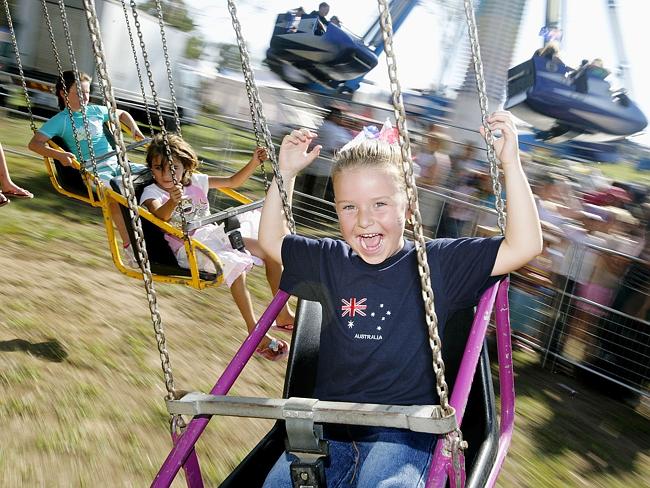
[278, 128, 321, 176]
[133, 127, 145, 141]
[252, 147, 268, 165]
[169, 184, 183, 204]
[59, 152, 78, 167]
[480, 111, 520, 168]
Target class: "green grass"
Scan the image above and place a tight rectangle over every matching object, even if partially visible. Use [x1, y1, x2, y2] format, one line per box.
[0, 112, 648, 487]
[598, 162, 650, 185]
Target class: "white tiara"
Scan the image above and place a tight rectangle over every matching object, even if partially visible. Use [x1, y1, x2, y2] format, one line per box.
[339, 118, 399, 152]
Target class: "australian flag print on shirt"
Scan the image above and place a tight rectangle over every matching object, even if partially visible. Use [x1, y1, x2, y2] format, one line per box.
[341, 297, 391, 341]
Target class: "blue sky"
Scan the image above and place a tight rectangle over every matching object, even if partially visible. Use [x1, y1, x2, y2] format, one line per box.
[188, 0, 650, 144]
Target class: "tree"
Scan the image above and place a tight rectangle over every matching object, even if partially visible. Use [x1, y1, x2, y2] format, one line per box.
[215, 43, 243, 73]
[185, 36, 203, 60]
[138, 0, 194, 32]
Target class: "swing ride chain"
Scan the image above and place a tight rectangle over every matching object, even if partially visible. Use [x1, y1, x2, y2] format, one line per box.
[53, 0, 98, 178]
[227, 0, 290, 218]
[226, 0, 274, 193]
[2, 1, 36, 132]
[81, 0, 177, 401]
[462, 0, 507, 235]
[128, 0, 190, 239]
[40, 0, 92, 179]
[376, 0, 452, 416]
[153, 0, 183, 136]
[119, 0, 155, 136]
[128, 0, 169, 133]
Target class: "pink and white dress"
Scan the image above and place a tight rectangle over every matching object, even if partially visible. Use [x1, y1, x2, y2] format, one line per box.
[140, 173, 261, 287]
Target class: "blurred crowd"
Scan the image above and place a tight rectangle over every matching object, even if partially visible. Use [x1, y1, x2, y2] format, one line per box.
[408, 123, 650, 385]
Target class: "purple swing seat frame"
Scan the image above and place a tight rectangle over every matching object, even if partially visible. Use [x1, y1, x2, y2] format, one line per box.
[152, 278, 514, 488]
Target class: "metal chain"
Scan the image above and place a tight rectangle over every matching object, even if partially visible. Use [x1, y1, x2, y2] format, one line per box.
[41, 0, 88, 176]
[463, 0, 506, 234]
[128, 0, 189, 238]
[81, 0, 177, 400]
[55, 0, 100, 178]
[227, 1, 262, 147]
[377, 0, 452, 415]
[153, 0, 182, 135]
[227, 0, 278, 200]
[128, 1, 166, 132]
[119, 0, 155, 136]
[2, 0, 36, 132]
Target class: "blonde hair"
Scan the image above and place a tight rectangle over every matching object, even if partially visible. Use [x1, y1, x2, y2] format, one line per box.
[332, 139, 406, 194]
[146, 133, 199, 186]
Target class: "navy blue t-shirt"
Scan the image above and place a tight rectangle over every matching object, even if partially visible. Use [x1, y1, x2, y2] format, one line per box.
[280, 235, 503, 406]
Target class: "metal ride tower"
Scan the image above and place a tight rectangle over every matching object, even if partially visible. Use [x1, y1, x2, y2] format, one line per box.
[449, 0, 528, 145]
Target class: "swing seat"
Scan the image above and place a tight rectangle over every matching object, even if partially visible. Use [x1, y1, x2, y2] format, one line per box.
[107, 175, 264, 289]
[218, 300, 499, 488]
[108, 175, 221, 285]
[42, 122, 146, 206]
[44, 136, 102, 206]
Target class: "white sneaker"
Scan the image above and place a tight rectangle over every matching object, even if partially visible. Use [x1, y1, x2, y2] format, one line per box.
[123, 244, 138, 268]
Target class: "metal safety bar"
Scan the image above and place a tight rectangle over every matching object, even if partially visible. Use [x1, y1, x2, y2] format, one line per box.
[81, 137, 151, 166]
[183, 198, 265, 232]
[166, 394, 458, 435]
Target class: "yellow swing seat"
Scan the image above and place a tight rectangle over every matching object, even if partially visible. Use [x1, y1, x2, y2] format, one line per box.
[41, 122, 147, 206]
[104, 173, 262, 290]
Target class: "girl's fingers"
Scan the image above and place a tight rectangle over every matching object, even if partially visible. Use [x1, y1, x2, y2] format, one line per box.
[307, 145, 322, 161]
[290, 128, 317, 141]
[486, 113, 516, 131]
[486, 120, 515, 136]
[284, 129, 316, 144]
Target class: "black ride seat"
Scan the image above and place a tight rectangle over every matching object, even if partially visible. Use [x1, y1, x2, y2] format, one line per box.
[49, 135, 99, 197]
[109, 175, 218, 281]
[221, 300, 499, 488]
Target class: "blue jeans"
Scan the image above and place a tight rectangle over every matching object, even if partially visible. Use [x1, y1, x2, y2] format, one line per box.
[262, 426, 434, 488]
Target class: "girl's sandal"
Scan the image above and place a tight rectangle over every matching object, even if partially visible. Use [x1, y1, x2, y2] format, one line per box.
[0, 192, 9, 208]
[256, 338, 289, 361]
[271, 322, 294, 333]
[2, 187, 33, 199]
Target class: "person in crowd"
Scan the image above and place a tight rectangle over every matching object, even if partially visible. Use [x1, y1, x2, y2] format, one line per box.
[439, 170, 480, 238]
[452, 143, 483, 183]
[415, 129, 451, 235]
[562, 208, 640, 358]
[140, 134, 294, 360]
[532, 173, 583, 359]
[307, 2, 330, 34]
[299, 106, 351, 203]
